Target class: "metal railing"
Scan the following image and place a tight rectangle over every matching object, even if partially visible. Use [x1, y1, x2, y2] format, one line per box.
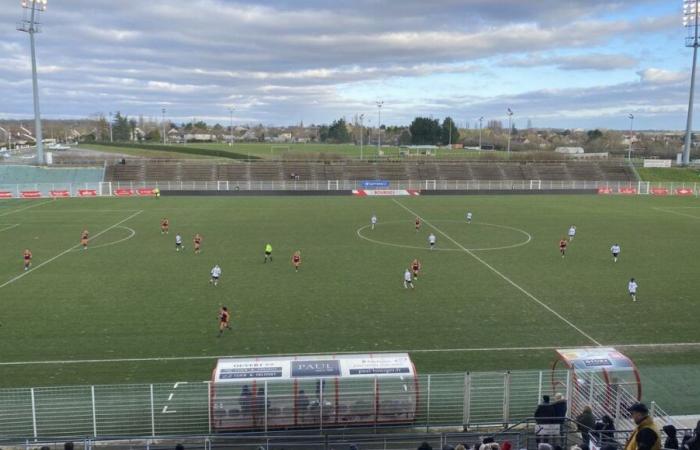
[0, 370, 566, 439]
[1, 180, 699, 196]
[0, 369, 680, 441]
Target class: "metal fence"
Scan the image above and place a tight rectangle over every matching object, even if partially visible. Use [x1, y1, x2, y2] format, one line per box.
[0, 370, 572, 440]
[1, 180, 700, 196]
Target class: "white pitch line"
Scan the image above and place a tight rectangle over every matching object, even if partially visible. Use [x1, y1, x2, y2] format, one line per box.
[2, 342, 699, 366]
[0, 199, 53, 217]
[392, 199, 602, 346]
[0, 210, 143, 290]
[652, 207, 700, 220]
[0, 223, 20, 233]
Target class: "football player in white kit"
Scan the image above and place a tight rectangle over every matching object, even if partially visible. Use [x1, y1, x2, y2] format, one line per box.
[428, 233, 436, 250]
[568, 225, 576, 241]
[210, 264, 222, 286]
[611, 244, 621, 262]
[403, 268, 414, 289]
[175, 233, 183, 251]
[466, 211, 473, 224]
[628, 278, 638, 302]
[371, 214, 377, 230]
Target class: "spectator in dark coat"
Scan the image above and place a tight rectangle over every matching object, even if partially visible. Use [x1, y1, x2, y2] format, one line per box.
[552, 394, 568, 425]
[535, 396, 558, 444]
[595, 415, 616, 446]
[664, 425, 679, 450]
[577, 406, 596, 446]
[683, 420, 700, 450]
[418, 443, 433, 450]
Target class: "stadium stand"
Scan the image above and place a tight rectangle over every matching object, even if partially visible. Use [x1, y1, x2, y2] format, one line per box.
[102, 160, 637, 183]
[0, 165, 104, 184]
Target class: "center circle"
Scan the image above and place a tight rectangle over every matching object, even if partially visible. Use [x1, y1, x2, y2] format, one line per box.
[356, 220, 532, 252]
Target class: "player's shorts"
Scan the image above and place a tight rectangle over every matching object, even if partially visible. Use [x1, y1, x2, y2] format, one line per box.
[212, 275, 219, 280]
[613, 252, 619, 257]
[429, 242, 435, 246]
[629, 291, 636, 296]
[176, 242, 182, 247]
[265, 251, 272, 256]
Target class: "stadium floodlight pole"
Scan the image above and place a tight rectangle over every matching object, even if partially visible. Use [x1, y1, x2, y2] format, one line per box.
[18, 0, 47, 164]
[228, 107, 234, 147]
[359, 113, 365, 160]
[161, 108, 166, 144]
[628, 113, 634, 161]
[506, 108, 514, 156]
[478, 116, 483, 149]
[683, 0, 700, 165]
[108, 112, 113, 143]
[376, 100, 384, 152]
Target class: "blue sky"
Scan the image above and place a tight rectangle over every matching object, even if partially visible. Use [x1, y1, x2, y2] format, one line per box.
[0, 0, 696, 129]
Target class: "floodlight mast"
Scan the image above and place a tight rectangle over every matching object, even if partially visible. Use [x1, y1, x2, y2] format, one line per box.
[376, 101, 384, 152]
[18, 0, 47, 164]
[359, 113, 365, 160]
[506, 108, 514, 156]
[683, 0, 700, 165]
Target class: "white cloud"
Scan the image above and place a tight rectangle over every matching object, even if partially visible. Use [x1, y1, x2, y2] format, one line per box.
[637, 68, 688, 84]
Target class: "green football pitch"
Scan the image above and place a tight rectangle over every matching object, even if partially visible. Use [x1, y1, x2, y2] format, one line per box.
[0, 195, 698, 412]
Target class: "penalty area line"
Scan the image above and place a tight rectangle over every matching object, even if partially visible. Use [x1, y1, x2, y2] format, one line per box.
[0, 210, 143, 290]
[0, 199, 53, 217]
[0, 223, 20, 233]
[392, 198, 602, 347]
[1, 343, 700, 366]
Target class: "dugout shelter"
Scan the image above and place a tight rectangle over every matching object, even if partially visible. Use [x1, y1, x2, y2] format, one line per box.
[211, 353, 418, 431]
[552, 347, 641, 419]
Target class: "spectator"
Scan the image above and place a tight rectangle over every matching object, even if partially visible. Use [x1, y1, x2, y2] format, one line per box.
[594, 415, 616, 447]
[296, 389, 310, 423]
[580, 444, 589, 450]
[683, 420, 700, 450]
[175, 445, 184, 450]
[502, 441, 512, 450]
[570, 446, 582, 450]
[442, 445, 455, 450]
[239, 385, 252, 418]
[538, 444, 553, 450]
[535, 395, 559, 444]
[625, 403, 660, 450]
[577, 406, 596, 446]
[553, 393, 568, 425]
[663, 425, 679, 450]
[64, 443, 74, 450]
[418, 442, 433, 450]
[455, 445, 467, 450]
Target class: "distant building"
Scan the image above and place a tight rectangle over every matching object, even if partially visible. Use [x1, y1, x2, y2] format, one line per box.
[555, 146, 584, 154]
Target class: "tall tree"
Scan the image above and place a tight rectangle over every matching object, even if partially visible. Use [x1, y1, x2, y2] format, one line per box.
[326, 118, 351, 143]
[409, 117, 441, 145]
[441, 117, 460, 146]
[111, 112, 130, 141]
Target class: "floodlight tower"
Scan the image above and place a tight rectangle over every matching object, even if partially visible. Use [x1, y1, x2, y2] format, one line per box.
[228, 107, 234, 147]
[683, 0, 700, 165]
[628, 113, 635, 161]
[17, 0, 47, 164]
[108, 112, 114, 142]
[359, 113, 365, 160]
[376, 101, 384, 151]
[161, 108, 166, 144]
[506, 108, 514, 156]
[478, 116, 484, 149]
